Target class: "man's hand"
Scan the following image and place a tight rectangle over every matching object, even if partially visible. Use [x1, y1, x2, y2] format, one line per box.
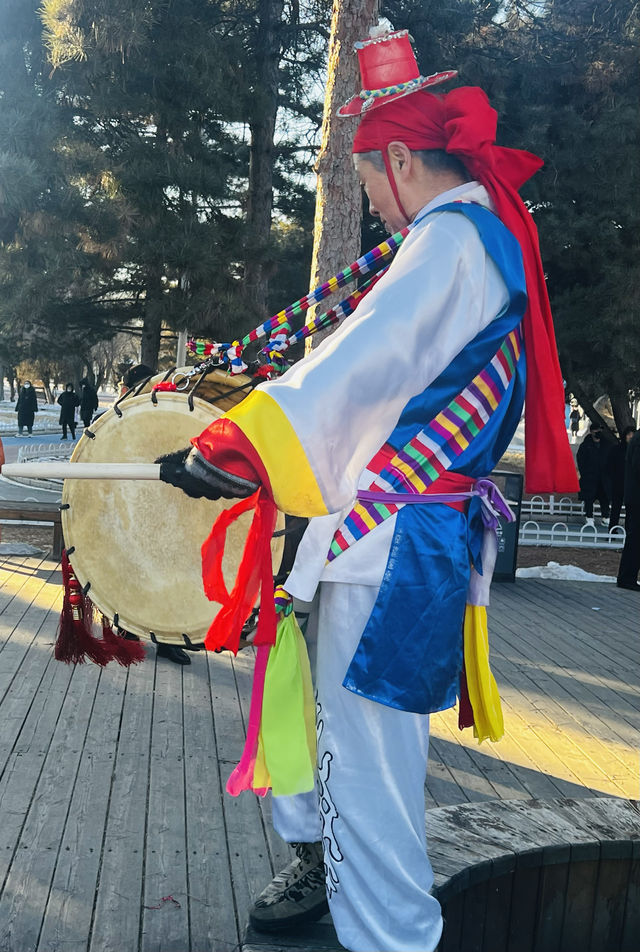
[156, 447, 259, 500]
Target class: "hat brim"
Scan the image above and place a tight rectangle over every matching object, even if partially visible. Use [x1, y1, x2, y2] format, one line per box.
[337, 70, 457, 117]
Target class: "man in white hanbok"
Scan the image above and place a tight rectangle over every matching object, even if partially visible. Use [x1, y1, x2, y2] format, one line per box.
[160, 27, 577, 952]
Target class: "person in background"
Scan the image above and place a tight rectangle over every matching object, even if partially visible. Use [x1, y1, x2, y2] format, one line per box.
[79, 377, 99, 429]
[617, 428, 640, 591]
[576, 423, 610, 527]
[606, 425, 635, 531]
[15, 380, 38, 436]
[569, 398, 582, 443]
[57, 383, 80, 440]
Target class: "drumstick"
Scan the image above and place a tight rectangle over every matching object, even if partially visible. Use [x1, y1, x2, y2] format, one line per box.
[1, 462, 161, 480]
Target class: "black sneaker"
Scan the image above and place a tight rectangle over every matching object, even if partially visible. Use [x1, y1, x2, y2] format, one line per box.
[249, 841, 328, 932]
[156, 643, 192, 665]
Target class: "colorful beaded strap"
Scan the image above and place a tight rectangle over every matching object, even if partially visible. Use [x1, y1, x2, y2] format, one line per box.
[186, 226, 412, 372]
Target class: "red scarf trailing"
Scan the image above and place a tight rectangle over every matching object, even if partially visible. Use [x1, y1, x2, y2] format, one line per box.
[201, 488, 278, 653]
[353, 87, 578, 494]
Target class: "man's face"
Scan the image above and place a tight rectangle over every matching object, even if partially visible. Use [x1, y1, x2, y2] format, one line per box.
[592, 429, 602, 442]
[354, 155, 407, 234]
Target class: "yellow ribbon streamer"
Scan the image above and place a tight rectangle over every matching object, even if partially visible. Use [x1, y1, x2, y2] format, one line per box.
[463, 604, 504, 743]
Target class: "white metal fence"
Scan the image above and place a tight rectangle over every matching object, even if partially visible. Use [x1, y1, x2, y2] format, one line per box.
[16, 442, 74, 463]
[521, 494, 624, 520]
[519, 520, 625, 549]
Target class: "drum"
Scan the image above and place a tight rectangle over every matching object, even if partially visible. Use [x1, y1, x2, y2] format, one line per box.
[61, 369, 284, 646]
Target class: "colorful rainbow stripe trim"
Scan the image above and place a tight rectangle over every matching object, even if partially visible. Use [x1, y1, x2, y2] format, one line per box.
[327, 327, 522, 561]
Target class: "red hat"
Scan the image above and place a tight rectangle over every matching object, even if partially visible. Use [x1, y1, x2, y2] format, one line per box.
[337, 27, 456, 117]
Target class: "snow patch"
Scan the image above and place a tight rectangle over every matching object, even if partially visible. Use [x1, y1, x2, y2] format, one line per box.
[516, 561, 615, 583]
[0, 543, 45, 556]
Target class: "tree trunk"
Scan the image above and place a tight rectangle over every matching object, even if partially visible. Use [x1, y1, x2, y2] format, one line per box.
[609, 389, 634, 435]
[306, 0, 379, 352]
[245, 0, 284, 319]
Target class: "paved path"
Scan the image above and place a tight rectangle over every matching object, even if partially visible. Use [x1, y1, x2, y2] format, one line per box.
[0, 557, 637, 951]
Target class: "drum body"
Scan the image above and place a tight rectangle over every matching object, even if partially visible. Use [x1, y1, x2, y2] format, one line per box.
[62, 369, 283, 646]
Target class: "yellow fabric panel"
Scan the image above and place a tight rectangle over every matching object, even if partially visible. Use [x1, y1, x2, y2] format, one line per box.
[226, 390, 328, 517]
[463, 604, 504, 743]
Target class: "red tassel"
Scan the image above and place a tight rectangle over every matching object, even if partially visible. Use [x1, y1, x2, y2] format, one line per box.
[101, 621, 147, 666]
[152, 381, 178, 393]
[55, 550, 112, 666]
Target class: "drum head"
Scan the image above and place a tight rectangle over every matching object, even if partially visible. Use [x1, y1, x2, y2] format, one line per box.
[62, 391, 284, 645]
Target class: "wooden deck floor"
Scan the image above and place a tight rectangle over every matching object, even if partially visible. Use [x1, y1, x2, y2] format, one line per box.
[0, 555, 637, 952]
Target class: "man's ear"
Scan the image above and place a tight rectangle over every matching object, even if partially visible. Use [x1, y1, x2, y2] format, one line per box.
[386, 141, 412, 175]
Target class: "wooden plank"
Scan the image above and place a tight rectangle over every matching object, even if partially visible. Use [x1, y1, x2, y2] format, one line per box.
[182, 651, 239, 952]
[506, 859, 540, 952]
[620, 848, 640, 952]
[458, 877, 489, 952]
[243, 921, 344, 951]
[213, 650, 274, 931]
[428, 734, 497, 803]
[0, 659, 101, 951]
[431, 713, 533, 803]
[531, 850, 570, 952]
[140, 655, 189, 952]
[0, 608, 75, 890]
[426, 743, 474, 808]
[559, 853, 600, 951]
[0, 572, 63, 776]
[589, 850, 631, 952]
[37, 662, 128, 952]
[439, 889, 464, 952]
[490, 591, 640, 731]
[489, 644, 637, 797]
[495, 581, 639, 675]
[89, 648, 156, 952]
[489, 610, 640, 753]
[481, 871, 513, 952]
[491, 620, 640, 772]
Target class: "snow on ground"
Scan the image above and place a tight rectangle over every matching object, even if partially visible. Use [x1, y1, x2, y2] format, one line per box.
[516, 561, 615, 583]
[0, 542, 45, 555]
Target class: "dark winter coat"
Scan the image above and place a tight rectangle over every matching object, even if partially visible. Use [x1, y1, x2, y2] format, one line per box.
[57, 390, 80, 425]
[624, 430, 640, 510]
[605, 439, 629, 502]
[577, 435, 608, 496]
[80, 384, 99, 423]
[15, 387, 38, 427]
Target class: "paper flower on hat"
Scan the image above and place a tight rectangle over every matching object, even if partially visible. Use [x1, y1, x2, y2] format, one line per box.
[337, 26, 456, 117]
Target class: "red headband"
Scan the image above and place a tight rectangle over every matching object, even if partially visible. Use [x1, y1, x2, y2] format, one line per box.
[353, 88, 577, 493]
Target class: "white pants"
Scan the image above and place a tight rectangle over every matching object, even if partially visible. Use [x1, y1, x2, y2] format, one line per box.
[272, 582, 442, 952]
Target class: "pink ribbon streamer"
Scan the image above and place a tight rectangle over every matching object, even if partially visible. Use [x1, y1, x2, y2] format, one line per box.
[226, 644, 271, 797]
